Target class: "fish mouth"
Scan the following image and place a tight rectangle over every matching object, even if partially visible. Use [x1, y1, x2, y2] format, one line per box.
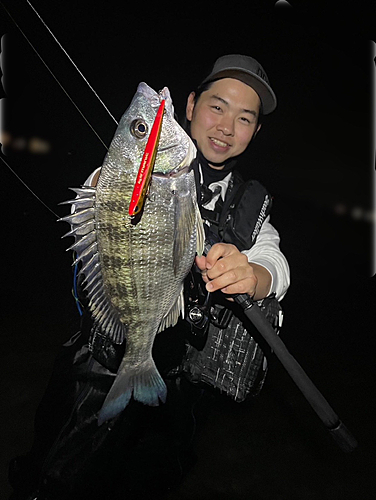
[153, 139, 196, 178]
[137, 82, 174, 116]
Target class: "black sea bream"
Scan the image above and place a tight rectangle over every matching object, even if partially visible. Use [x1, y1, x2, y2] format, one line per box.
[61, 83, 204, 425]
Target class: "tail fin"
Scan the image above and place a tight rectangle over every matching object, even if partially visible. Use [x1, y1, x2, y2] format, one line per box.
[97, 359, 167, 426]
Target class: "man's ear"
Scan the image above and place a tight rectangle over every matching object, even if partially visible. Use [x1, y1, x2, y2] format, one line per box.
[254, 123, 262, 137]
[186, 92, 196, 121]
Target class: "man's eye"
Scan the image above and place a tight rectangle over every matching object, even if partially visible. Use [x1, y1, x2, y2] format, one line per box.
[210, 106, 222, 112]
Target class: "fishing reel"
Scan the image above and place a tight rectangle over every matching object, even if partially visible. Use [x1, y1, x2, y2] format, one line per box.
[185, 275, 211, 350]
[185, 273, 234, 351]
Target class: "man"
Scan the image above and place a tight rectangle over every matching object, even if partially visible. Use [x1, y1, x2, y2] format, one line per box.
[175, 54, 289, 405]
[9, 54, 289, 499]
[185, 55, 289, 304]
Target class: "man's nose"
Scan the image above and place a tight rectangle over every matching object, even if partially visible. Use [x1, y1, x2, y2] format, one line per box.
[217, 115, 235, 136]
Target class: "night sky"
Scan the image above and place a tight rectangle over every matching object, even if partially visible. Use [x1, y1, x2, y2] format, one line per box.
[1, 1, 374, 297]
[2, 2, 374, 209]
[1, 2, 375, 498]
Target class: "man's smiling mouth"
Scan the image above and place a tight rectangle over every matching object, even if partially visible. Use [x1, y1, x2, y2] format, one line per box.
[210, 137, 231, 148]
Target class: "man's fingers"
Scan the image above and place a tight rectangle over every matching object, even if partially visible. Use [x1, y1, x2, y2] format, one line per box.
[205, 243, 237, 269]
[197, 244, 256, 294]
[195, 255, 207, 271]
[206, 250, 248, 280]
[221, 278, 257, 296]
[206, 271, 257, 295]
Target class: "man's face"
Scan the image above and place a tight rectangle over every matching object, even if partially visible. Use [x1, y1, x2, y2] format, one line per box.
[186, 78, 262, 168]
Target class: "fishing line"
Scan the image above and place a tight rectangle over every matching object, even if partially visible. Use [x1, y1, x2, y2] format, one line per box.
[0, 1, 110, 151]
[1, 154, 60, 218]
[72, 253, 84, 316]
[26, 0, 118, 127]
[0, 1, 113, 218]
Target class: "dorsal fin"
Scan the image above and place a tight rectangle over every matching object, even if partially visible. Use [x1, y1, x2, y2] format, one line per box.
[60, 185, 127, 345]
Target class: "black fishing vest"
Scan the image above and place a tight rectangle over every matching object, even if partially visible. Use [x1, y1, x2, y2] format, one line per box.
[183, 168, 274, 349]
[199, 170, 272, 251]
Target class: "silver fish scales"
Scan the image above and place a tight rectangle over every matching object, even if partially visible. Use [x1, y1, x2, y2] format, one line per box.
[61, 83, 204, 425]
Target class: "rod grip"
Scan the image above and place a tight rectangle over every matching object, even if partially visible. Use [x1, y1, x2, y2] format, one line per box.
[328, 421, 358, 453]
[234, 294, 358, 452]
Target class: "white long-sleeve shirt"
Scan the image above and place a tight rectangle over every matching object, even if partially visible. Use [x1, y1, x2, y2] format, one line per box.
[84, 167, 290, 301]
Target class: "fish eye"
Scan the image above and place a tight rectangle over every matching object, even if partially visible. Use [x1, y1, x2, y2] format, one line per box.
[130, 119, 148, 139]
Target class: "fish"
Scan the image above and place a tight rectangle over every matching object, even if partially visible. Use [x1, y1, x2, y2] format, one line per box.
[60, 82, 204, 425]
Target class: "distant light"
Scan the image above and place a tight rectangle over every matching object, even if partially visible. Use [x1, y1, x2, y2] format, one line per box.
[275, 0, 292, 7]
[12, 137, 27, 150]
[29, 137, 51, 154]
[334, 203, 346, 215]
[0, 130, 11, 147]
[365, 210, 376, 222]
[333, 203, 374, 223]
[351, 207, 363, 220]
[0, 131, 52, 154]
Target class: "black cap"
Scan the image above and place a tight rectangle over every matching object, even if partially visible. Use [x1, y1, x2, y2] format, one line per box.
[200, 54, 277, 114]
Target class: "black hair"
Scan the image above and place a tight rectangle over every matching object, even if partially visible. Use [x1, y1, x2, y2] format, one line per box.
[181, 81, 213, 134]
[192, 81, 215, 104]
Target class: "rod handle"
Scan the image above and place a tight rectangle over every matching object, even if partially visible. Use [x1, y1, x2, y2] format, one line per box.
[329, 421, 358, 453]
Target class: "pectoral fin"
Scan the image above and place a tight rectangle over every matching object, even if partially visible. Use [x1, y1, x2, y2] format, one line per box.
[172, 192, 196, 276]
[195, 203, 205, 257]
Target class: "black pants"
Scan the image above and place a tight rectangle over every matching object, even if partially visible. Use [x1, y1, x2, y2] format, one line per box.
[9, 318, 202, 499]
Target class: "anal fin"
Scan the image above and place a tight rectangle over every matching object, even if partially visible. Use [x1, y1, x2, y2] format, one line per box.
[157, 286, 185, 333]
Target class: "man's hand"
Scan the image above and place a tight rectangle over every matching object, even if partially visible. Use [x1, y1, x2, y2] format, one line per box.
[195, 243, 272, 301]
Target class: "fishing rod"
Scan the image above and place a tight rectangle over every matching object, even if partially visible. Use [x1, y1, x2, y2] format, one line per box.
[199, 233, 358, 453]
[234, 292, 358, 453]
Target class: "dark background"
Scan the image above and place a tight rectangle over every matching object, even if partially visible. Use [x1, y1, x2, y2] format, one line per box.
[1, 1, 375, 499]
